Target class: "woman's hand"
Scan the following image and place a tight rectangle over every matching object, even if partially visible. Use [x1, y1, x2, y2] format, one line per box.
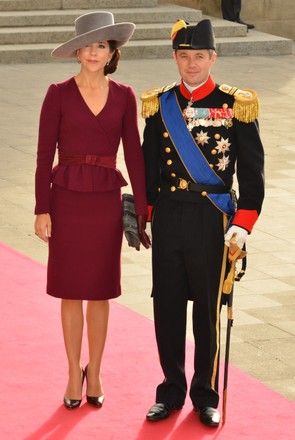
[34, 213, 52, 243]
[137, 215, 151, 250]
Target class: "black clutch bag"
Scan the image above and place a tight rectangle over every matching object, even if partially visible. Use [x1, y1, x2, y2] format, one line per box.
[122, 193, 140, 249]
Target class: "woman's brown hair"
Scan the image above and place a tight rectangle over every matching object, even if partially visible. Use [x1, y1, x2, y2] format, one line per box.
[104, 41, 121, 75]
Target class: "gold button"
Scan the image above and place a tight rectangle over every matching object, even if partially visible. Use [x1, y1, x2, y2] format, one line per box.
[157, 187, 161, 192]
[214, 133, 220, 140]
[201, 191, 207, 196]
[171, 186, 176, 192]
[223, 103, 228, 109]
[165, 147, 171, 153]
[209, 164, 214, 168]
[167, 159, 172, 165]
[171, 172, 176, 177]
[211, 149, 217, 155]
[163, 132, 169, 138]
[178, 178, 188, 190]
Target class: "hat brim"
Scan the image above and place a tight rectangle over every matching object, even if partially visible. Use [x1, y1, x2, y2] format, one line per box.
[51, 22, 135, 58]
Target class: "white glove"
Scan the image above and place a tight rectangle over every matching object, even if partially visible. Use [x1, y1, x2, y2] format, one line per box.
[224, 225, 248, 249]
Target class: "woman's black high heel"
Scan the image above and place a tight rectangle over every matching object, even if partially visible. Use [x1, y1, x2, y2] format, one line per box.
[63, 368, 85, 409]
[85, 364, 105, 407]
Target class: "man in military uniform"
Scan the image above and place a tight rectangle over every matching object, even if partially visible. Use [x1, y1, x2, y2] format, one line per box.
[141, 19, 264, 427]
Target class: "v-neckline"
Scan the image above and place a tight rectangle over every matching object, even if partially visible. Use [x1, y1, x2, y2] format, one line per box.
[72, 76, 111, 118]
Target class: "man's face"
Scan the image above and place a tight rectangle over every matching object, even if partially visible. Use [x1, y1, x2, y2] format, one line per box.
[173, 49, 216, 88]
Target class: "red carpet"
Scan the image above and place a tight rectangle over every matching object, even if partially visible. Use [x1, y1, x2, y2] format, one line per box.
[0, 242, 294, 439]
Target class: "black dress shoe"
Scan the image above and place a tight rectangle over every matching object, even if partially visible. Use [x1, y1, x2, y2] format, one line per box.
[237, 19, 255, 29]
[196, 406, 220, 427]
[146, 403, 182, 421]
[63, 369, 85, 410]
[85, 364, 105, 407]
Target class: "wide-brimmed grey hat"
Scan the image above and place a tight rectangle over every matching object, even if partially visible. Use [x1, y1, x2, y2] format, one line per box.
[51, 11, 135, 58]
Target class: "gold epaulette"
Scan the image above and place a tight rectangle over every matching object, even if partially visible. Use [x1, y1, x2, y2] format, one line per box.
[219, 84, 260, 123]
[141, 83, 177, 118]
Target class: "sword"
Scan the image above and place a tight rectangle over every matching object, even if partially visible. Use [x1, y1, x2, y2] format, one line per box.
[222, 233, 247, 425]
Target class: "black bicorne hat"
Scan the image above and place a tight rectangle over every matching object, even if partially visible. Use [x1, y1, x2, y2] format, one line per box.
[171, 19, 216, 51]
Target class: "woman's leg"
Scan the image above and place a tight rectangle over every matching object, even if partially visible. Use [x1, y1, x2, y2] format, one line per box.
[86, 300, 110, 397]
[61, 299, 84, 399]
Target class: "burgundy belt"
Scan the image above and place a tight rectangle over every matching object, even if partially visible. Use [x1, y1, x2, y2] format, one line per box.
[58, 150, 116, 169]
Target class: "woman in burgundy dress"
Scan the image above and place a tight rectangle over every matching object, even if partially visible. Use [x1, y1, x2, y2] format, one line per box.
[34, 12, 150, 409]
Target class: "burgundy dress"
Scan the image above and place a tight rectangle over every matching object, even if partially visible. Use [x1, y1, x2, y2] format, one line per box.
[35, 77, 147, 300]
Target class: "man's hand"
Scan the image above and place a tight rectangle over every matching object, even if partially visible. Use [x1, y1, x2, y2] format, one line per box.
[137, 215, 151, 250]
[34, 213, 52, 243]
[224, 225, 248, 249]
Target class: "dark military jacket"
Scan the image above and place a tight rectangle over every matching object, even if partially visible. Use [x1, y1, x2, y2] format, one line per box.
[141, 79, 264, 232]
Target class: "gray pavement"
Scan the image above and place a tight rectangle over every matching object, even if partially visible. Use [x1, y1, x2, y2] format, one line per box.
[0, 51, 295, 402]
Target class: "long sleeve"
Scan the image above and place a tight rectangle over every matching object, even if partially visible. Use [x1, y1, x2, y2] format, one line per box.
[231, 118, 265, 232]
[121, 87, 148, 215]
[142, 113, 162, 206]
[35, 84, 60, 214]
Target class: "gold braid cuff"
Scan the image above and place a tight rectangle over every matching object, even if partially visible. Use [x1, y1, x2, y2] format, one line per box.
[141, 83, 176, 118]
[219, 84, 260, 123]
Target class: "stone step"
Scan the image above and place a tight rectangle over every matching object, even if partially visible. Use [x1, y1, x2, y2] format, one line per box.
[0, 30, 292, 64]
[0, 3, 292, 63]
[216, 30, 293, 56]
[0, 21, 248, 45]
[0, 5, 202, 27]
[0, 25, 170, 45]
[0, 0, 157, 11]
[124, 33, 293, 57]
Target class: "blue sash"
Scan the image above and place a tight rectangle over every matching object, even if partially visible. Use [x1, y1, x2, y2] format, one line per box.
[160, 89, 235, 216]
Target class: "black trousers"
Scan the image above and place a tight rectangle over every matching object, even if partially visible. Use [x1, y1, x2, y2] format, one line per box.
[221, 0, 242, 21]
[151, 196, 228, 408]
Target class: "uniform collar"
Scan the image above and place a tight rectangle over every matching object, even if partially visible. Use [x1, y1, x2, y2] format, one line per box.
[180, 75, 215, 101]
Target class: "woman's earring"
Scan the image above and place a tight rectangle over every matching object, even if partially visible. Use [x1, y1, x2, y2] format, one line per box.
[77, 57, 81, 64]
[106, 60, 110, 66]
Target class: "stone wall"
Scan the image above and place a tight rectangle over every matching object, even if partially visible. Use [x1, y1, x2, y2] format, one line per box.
[165, 0, 295, 39]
